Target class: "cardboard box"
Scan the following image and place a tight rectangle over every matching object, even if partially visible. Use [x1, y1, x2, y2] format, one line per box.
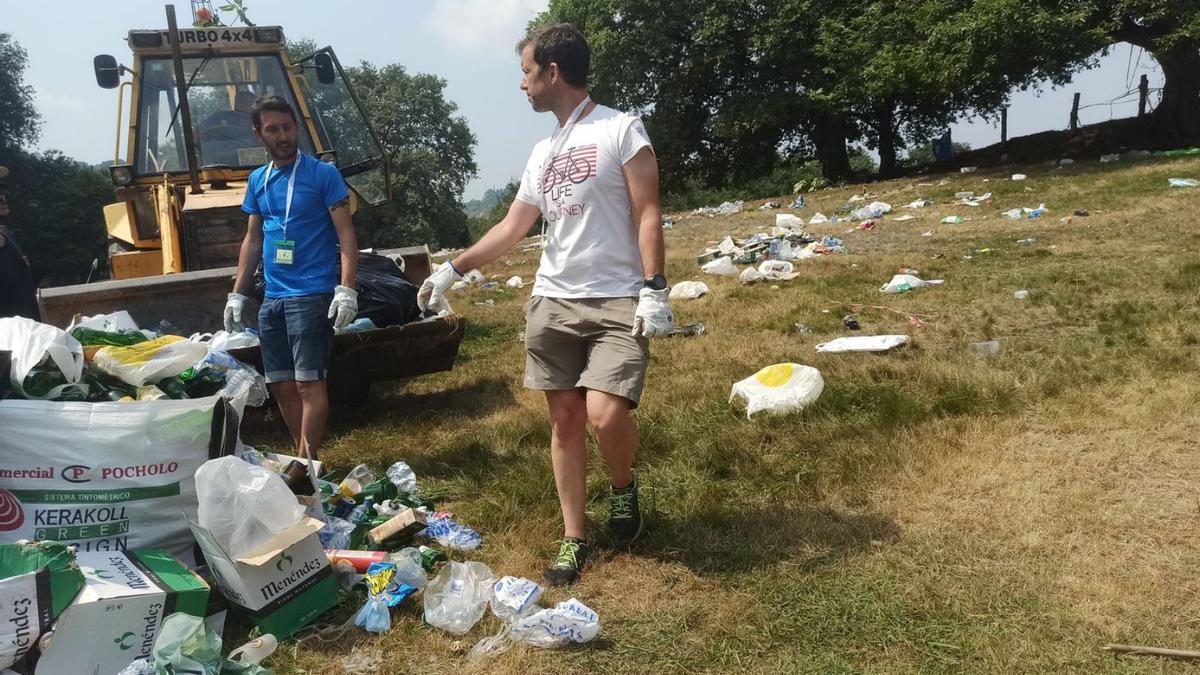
[187, 516, 336, 639]
[33, 549, 208, 675]
[367, 508, 427, 546]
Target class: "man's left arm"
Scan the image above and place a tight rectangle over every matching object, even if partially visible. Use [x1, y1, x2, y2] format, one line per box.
[623, 147, 664, 278]
[623, 147, 673, 338]
[329, 196, 357, 288]
[327, 195, 359, 329]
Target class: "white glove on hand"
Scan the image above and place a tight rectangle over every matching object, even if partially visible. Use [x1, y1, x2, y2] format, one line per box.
[417, 261, 462, 314]
[631, 287, 674, 338]
[328, 285, 359, 330]
[224, 292, 248, 333]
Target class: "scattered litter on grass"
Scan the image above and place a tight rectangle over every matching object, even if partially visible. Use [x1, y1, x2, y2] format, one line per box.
[691, 200, 744, 216]
[880, 274, 943, 294]
[701, 257, 738, 276]
[816, 335, 910, 353]
[1169, 178, 1199, 188]
[729, 363, 824, 418]
[670, 281, 710, 299]
[968, 341, 1001, 357]
[776, 213, 805, 228]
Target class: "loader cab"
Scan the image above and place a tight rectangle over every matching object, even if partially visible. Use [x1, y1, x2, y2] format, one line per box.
[95, 26, 390, 278]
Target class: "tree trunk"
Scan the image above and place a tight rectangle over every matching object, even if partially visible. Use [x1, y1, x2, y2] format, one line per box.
[876, 102, 898, 178]
[813, 112, 851, 182]
[1148, 41, 1200, 145]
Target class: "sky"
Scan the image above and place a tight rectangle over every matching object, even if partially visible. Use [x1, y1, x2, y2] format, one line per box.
[3, 1, 1165, 201]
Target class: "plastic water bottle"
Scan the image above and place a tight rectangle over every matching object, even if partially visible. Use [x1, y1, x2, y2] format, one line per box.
[333, 464, 375, 503]
[348, 497, 374, 548]
[350, 497, 375, 526]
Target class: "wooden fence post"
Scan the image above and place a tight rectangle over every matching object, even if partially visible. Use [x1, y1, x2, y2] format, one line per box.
[1001, 107, 1008, 145]
[1070, 92, 1081, 130]
[1139, 75, 1149, 117]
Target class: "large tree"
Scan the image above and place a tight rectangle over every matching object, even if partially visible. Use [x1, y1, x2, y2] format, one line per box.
[0, 149, 114, 285]
[288, 40, 478, 248]
[0, 34, 40, 150]
[346, 62, 477, 249]
[1079, 1, 1200, 143]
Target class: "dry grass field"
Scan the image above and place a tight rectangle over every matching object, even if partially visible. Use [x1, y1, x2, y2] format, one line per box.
[267, 155, 1200, 674]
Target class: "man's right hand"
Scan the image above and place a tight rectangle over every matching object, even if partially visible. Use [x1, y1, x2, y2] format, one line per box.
[418, 261, 463, 314]
[224, 292, 248, 333]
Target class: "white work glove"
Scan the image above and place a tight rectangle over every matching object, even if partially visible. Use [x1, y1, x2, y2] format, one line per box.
[418, 261, 462, 314]
[631, 287, 674, 338]
[328, 285, 359, 329]
[224, 292, 248, 333]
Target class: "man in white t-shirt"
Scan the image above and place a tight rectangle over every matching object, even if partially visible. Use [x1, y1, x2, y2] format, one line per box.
[418, 23, 673, 586]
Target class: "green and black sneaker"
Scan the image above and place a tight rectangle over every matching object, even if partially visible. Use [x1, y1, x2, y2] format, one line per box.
[608, 474, 645, 546]
[545, 537, 590, 587]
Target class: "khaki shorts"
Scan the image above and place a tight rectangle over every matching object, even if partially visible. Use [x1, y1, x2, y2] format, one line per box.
[523, 296, 650, 407]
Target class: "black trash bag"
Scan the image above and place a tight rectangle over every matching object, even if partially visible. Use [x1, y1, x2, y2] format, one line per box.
[353, 251, 420, 328]
[252, 251, 419, 328]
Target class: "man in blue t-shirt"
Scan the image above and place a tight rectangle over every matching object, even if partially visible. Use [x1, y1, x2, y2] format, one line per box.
[224, 96, 359, 465]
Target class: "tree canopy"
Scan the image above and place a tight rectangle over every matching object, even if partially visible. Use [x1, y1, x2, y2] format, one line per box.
[0, 33, 40, 150]
[538, 0, 1198, 188]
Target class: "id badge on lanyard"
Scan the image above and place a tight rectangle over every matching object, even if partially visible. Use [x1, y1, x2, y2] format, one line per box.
[264, 153, 300, 265]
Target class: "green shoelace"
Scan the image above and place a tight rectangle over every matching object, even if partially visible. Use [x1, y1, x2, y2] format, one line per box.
[553, 539, 582, 568]
[611, 490, 636, 520]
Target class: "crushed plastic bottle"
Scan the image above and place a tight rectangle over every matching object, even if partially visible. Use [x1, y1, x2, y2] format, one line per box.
[426, 516, 482, 550]
[386, 462, 418, 494]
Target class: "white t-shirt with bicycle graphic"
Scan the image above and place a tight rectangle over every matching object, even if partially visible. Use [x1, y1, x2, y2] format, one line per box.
[516, 104, 653, 299]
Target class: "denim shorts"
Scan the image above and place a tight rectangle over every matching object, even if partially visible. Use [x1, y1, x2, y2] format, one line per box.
[258, 293, 334, 383]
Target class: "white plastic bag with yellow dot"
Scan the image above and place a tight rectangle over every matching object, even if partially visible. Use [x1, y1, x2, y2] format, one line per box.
[729, 363, 824, 418]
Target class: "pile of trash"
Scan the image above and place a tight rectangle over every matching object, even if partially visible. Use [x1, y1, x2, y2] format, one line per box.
[696, 219, 845, 282]
[0, 446, 601, 674]
[0, 314, 265, 406]
[690, 200, 744, 217]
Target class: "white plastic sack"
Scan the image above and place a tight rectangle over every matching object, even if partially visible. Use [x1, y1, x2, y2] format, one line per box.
[774, 239, 795, 261]
[758, 260, 794, 275]
[511, 599, 601, 648]
[191, 330, 260, 352]
[851, 201, 892, 221]
[669, 281, 710, 300]
[701, 256, 738, 276]
[195, 456, 306, 559]
[816, 335, 910, 353]
[93, 336, 209, 387]
[0, 396, 236, 562]
[424, 561, 494, 635]
[68, 310, 139, 333]
[505, 276, 524, 288]
[776, 213, 805, 228]
[739, 268, 767, 284]
[880, 274, 943, 294]
[809, 212, 829, 225]
[0, 317, 84, 399]
[729, 363, 824, 418]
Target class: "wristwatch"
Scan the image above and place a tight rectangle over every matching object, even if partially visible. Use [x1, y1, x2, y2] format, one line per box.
[644, 274, 667, 291]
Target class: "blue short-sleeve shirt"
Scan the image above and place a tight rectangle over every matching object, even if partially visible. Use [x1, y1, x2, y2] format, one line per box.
[242, 153, 350, 299]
